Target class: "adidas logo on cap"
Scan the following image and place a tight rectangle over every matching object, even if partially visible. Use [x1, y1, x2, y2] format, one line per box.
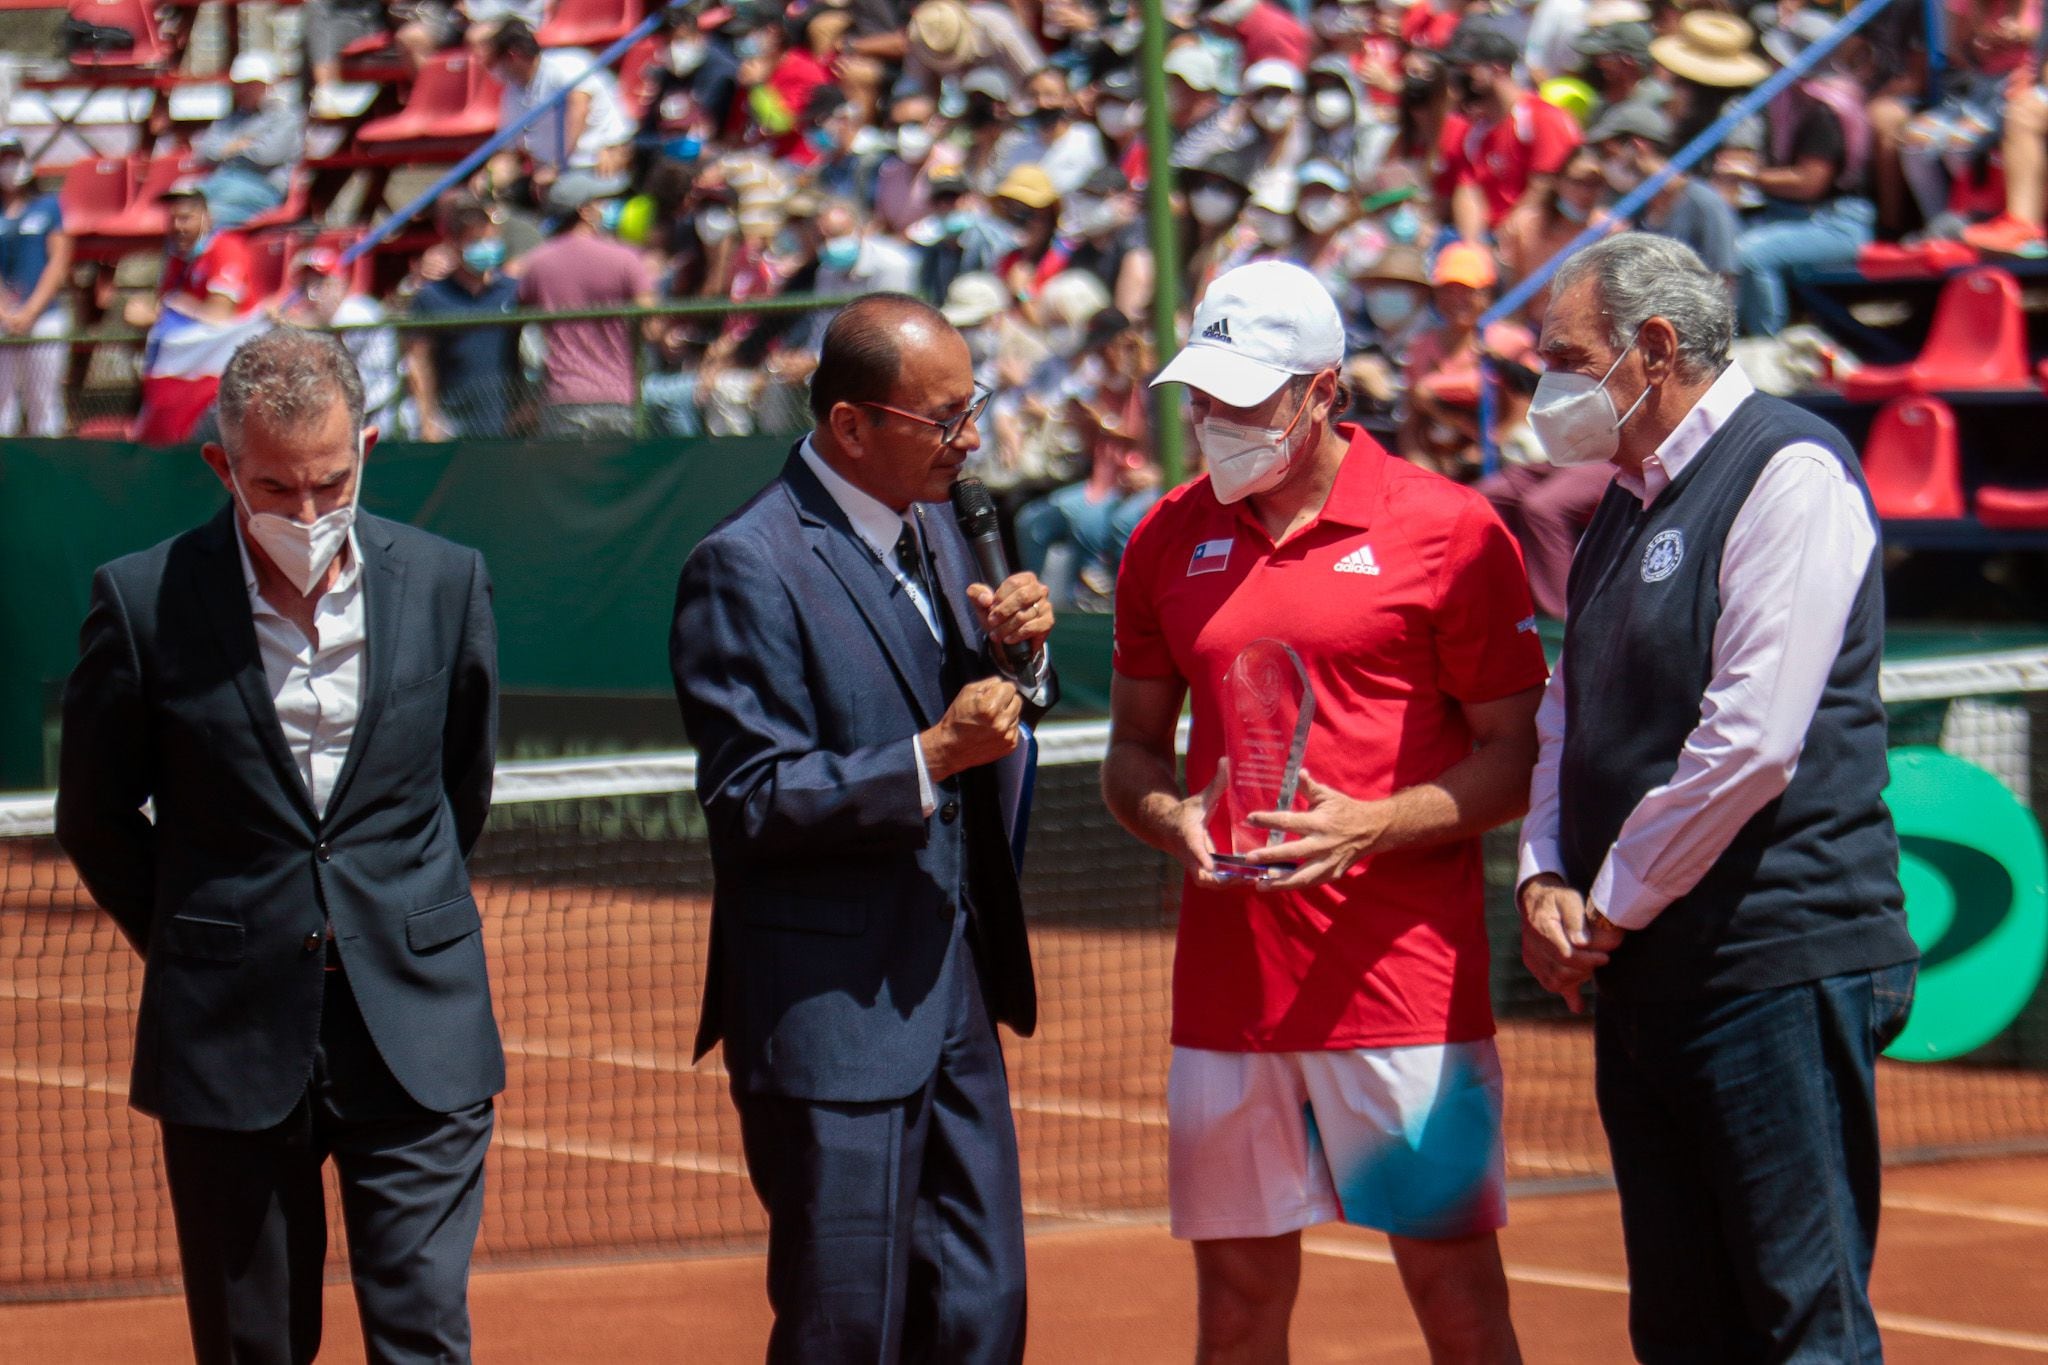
[1201, 317, 1232, 344]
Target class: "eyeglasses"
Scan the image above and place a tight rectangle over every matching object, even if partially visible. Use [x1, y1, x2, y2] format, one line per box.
[855, 385, 992, 446]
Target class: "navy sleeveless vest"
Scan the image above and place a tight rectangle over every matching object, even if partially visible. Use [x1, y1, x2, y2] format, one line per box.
[1558, 388, 1918, 1001]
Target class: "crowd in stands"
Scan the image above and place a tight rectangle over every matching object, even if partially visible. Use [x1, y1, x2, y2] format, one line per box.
[0, 0, 2017, 609]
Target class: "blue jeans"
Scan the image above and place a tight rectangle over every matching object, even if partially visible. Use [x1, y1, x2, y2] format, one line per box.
[1594, 961, 1917, 1364]
[1735, 197, 1876, 336]
[200, 164, 286, 229]
[1014, 481, 1158, 606]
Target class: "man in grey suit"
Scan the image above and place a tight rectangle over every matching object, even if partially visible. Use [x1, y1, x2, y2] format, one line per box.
[56, 327, 503, 1364]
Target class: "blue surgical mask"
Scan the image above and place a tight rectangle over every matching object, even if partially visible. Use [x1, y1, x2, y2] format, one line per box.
[1385, 204, 1421, 244]
[942, 209, 975, 235]
[820, 235, 861, 271]
[806, 127, 836, 154]
[600, 200, 625, 233]
[461, 238, 506, 275]
[1362, 285, 1420, 332]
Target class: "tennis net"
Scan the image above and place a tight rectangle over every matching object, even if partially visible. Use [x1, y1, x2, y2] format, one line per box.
[5, 649, 2048, 1299]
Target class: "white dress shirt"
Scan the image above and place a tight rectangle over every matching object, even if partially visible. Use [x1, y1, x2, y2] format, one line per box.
[798, 439, 1049, 817]
[237, 528, 367, 818]
[1516, 364, 1878, 930]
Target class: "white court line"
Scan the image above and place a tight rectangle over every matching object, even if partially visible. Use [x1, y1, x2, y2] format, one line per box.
[1302, 1235, 2048, 1355]
[1885, 1192, 2048, 1230]
[494, 1128, 749, 1179]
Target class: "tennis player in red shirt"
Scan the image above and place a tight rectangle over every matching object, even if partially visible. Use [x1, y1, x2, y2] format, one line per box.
[1103, 261, 1547, 1362]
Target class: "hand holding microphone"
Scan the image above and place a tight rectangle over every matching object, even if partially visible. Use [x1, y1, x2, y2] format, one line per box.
[950, 478, 1054, 671]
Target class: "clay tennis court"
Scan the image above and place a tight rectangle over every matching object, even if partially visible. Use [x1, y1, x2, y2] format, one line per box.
[10, 815, 2048, 1360]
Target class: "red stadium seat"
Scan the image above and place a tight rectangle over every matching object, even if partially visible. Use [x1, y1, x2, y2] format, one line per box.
[357, 51, 500, 144]
[244, 232, 293, 307]
[1861, 397, 1965, 520]
[538, 0, 641, 50]
[87, 152, 201, 240]
[67, 0, 169, 68]
[58, 155, 137, 235]
[1973, 485, 2048, 529]
[1839, 267, 2031, 400]
[1854, 240, 1979, 280]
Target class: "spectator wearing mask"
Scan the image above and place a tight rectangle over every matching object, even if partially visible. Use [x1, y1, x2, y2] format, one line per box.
[1497, 146, 1613, 327]
[1697, 13, 1873, 335]
[127, 185, 252, 331]
[193, 53, 306, 229]
[1400, 242, 1535, 478]
[650, 7, 748, 140]
[1343, 242, 1433, 408]
[958, 66, 1019, 195]
[488, 20, 635, 201]
[997, 67, 1107, 197]
[745, 10, 845, 166]
[1200, 0, 1311, 71]
[1060, 167, 1153, 319]
[813, 197, 919, 295]
[0, 135, 72, 436]
[1293, 159, 1366, 291]
[1181, 143, 1259, 298]
[1589, 99, 1739, 277]
[1015, 309, 1158, 609]
[1305, 56, 1386, 185]
[1475, 355, 1615, 619]
[1573, 20, 1665, 112]
[517, 183, 658, 437]
[991, 164, 1069, 302]
[1240, 58, 1314, 175]
[407, 200, 523, 439]
[904, 0, 1047, 90]
[278, 246, 401, 431]
[874, 94, 941, 233]
[912, 172, 1007, 304]
[1092, 68, 1149, 187]
[1438, 19, 1584, 243]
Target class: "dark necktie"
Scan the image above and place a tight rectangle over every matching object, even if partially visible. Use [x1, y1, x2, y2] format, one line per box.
[893, 522, 934, 611]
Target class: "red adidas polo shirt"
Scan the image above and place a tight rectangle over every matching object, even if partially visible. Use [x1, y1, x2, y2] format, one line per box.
[1114, 426, 1548, 1052]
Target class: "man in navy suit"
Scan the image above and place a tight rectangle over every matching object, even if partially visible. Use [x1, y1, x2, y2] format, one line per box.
[671, 293, 1057, 1364]
[56, 328, 502, 1364]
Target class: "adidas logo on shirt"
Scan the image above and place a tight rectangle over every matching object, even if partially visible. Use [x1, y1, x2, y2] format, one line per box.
[1333, 544, 1380, 576]
[1201, 318, 1232, 344]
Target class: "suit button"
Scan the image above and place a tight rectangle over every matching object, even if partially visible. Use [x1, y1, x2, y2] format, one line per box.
[303, 930, 324, 954]
[939, 800, 960, 824]
[315, 842, 331, 863]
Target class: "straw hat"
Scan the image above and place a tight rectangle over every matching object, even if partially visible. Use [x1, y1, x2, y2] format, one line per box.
[1651, 13, 1770, 88]
[909, 0, 979, 69]
[1355, 244, 1430, 287]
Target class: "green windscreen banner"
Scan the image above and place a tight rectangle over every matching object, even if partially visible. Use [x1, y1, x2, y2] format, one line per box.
[0, 437, 1121, 789]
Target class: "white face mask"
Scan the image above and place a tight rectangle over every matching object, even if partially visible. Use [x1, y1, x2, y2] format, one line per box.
[1248, 206, 1294, 248]
[1096, 99, 1140, 139]
[231, 436, 363, 596]
[1251, 94, 1299, 134]
[896, 124, 934, 163]
[1297, 194, 1349, 235]
[669, 37, 705, 74]
[696, 204, 737, 245]
[1602, 151, 1642, 195]
[1199, 384, 1313, 503]
[1362, 285, 1420, 332]
[1189, 185, 1242, 226]
[1528, 337, 1651, 467]
[1310, 88, 1353, 129]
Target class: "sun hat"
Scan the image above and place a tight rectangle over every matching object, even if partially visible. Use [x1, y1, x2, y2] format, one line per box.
[1431, 241, 1498, 289]
[941, 272, 1009, 327]
[994, 164, 1059, 209]
[909, 0, 979, 69]
[1355, 244, 1430, 286]
[1650, 12, 1770, 88]
[1151, 260, 1345, 406]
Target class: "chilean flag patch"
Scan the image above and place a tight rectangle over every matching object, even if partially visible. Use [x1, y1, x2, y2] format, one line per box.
[1187, 538, 1233, 576]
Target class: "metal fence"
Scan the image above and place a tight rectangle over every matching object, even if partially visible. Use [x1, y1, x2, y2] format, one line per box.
[0, 293, 863, 442]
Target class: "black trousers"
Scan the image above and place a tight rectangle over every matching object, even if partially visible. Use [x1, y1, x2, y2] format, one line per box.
[732, 913, 1029, 1365]
[160, 965, 494, 1365]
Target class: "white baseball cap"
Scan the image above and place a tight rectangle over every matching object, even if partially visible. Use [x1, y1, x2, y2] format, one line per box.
[1152, 261, 1344, 407]
[229, 51, 279, 85]
[1242, 58, 1304, 95]
[1161, 43, 1223, 92]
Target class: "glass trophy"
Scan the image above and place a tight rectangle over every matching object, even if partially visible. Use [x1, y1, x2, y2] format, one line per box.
[1211, 639, 1316, 885]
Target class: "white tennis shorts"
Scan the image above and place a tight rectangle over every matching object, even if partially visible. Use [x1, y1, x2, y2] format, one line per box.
[1167, 1040, 1509, 1242]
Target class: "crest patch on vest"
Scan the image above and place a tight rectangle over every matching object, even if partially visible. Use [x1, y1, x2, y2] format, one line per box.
[1640, 529, 1684, 583]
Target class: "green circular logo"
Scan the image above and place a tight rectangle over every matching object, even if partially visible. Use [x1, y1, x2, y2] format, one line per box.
[1884, 746, 2048, 1062]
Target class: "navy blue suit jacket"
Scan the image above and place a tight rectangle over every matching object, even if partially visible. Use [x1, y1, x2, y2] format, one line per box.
[671, 450, 1051, 1104]
[55, 506, 505, 1130]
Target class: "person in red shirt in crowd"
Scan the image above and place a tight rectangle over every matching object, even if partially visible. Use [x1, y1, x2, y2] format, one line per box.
[1437, 19, 1584, 242]
[1103, 260, 1544, 1364]
[1401, 0, 1465, 53]
[124, 183, 261, 444]
[739, 9, 837, 164]
[1202, 0, 1311, 70]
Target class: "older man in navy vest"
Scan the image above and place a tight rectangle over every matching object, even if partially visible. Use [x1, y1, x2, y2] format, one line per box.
[1515, 232, 1920, 1364]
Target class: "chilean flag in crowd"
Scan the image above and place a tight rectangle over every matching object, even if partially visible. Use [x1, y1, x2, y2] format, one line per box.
[132, 305, 270, 445]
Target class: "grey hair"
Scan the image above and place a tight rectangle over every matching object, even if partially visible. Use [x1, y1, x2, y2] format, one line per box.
[1549, 231, 1732, 381]
[217, 326, 366, 456]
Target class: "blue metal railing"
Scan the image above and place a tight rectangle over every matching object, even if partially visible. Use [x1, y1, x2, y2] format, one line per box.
[1475, 0, 1908, 470]
[334, 12, 668, 275]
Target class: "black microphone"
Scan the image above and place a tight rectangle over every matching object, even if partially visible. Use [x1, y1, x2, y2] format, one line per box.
[949, 477, 1036, 674]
